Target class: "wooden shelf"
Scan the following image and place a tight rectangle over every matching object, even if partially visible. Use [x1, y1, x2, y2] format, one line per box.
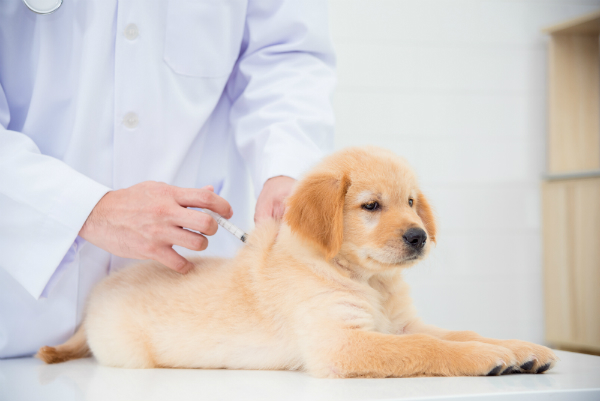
[545, 170, 600, 181]
[543, 10, 600, 35]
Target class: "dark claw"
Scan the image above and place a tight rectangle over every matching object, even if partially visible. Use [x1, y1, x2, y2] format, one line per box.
[520, 360, 535, 371]
[536, 363, 551, 374]
[501, 366, 518, 375]
[487, 365, 503, 376]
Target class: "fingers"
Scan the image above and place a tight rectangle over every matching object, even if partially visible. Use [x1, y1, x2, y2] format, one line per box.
[173, 187, 232, 219]
[254, 199, 285, 223]
[254, 203, 272, 224]
[80, 181, 223, 273]
[272, 200, 286, 220]
[154, 247, 194, 274]
[254, 175, 296, 224]
[174, 208, 219, 235]
[170, 228, 208, 252]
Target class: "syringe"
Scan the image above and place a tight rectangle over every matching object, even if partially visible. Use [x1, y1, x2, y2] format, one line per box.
[201, 209, 248, 243]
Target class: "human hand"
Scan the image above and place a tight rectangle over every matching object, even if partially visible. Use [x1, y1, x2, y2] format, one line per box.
[254, 176, 296, 223]
[79, 181, 232, 274]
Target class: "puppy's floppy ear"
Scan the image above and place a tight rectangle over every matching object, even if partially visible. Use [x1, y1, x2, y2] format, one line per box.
[417, 191, 437, 243]
[285, 173, 350, 259]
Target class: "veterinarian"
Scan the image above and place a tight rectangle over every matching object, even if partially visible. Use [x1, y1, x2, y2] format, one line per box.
[0, 0, 335, 358]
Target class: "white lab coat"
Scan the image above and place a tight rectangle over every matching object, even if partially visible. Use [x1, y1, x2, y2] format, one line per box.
[0, 0, 335, 358]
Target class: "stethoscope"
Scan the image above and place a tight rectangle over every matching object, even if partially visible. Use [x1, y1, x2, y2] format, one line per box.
[22, 0, 62, 15]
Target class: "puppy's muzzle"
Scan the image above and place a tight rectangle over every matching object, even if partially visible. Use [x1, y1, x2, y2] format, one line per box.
[402, 228, 427, 250]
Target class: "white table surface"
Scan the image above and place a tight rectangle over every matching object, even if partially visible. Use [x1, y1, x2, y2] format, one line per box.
[1, 350, 599, 401]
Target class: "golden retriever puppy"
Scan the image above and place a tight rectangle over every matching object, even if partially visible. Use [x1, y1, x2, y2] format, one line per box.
[37, 147, 557, 377]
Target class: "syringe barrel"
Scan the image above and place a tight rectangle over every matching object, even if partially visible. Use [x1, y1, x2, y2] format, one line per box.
[201, 209, 248, 243]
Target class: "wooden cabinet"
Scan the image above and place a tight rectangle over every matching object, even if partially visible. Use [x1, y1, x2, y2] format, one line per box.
[542, 11, 600, 353]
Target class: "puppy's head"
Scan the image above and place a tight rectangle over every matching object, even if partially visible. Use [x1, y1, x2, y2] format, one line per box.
[285, 147, 436, 272]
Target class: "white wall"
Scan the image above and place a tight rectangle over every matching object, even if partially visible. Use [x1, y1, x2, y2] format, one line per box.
[328, 0, 600, 344]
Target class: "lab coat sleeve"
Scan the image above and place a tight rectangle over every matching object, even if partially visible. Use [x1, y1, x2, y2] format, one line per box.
[0, 85, 111, 300]
[227, 0, 336, 196]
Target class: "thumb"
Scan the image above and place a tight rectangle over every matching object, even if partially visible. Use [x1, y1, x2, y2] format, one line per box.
[201, 185, 215, 192]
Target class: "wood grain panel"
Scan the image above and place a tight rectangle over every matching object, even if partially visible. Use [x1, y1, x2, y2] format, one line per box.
[543, 178, 600, 351]
[572, 179, 600, 349]
[543, 181, 573, 345]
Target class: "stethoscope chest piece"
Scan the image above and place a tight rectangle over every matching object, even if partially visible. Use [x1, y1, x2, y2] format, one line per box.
[23, 0, 62, 15]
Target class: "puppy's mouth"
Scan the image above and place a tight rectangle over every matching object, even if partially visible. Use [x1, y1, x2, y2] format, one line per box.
[397, 251, 424, 264]
[364, 247, 424, 266]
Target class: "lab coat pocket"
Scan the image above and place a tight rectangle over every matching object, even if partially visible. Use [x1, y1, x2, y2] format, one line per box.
[164, 0, 246, 78]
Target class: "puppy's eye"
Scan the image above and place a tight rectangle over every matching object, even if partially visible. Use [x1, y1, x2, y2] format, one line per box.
[362, 201, 380, 211]
[408, 199, 414, 207]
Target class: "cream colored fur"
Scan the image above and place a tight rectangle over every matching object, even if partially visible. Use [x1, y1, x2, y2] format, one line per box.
[38, 147, 557, 377]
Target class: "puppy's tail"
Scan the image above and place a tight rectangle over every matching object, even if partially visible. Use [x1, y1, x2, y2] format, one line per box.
[36, 324, 91, 364]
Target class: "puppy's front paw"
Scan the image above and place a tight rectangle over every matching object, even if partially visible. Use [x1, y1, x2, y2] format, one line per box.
[496, 340, 558, 374]
[445, 341, 518, 377]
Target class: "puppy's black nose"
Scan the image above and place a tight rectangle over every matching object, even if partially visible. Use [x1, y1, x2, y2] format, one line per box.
[402, 228, 427, 249]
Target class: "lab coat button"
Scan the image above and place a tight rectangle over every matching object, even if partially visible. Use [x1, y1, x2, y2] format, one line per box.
[124, 24, 139, 41]
[123, 112, 139, 129]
